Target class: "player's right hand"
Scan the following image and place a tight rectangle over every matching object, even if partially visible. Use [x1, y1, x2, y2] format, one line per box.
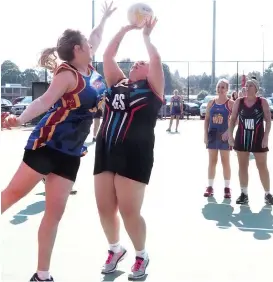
[228, 137, 235, 147]
[2, 114, 20, 129]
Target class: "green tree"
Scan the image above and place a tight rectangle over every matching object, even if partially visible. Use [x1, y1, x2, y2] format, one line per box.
[199, 73, 211, 91]
[1, 60, 22, 85]
[197, 90, 209, 100]
[263, 63, 273, 96]
[21, 68, 40, 87]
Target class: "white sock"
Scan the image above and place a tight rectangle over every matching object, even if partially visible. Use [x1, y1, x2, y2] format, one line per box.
[241, 187, 248, 194]
[136, 249, 148, 260]
[265, 191, 270, 195]
[109, 242, 121, 253]
[37, 271, 50, 280]
[208, 179, 214, 187]
[224, 180, 230, 188]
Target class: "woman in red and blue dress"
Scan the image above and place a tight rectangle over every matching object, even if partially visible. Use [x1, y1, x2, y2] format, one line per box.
[1, 3, 115, 281]
[204, 79, 234, 199]
[167, 89, 183, 132]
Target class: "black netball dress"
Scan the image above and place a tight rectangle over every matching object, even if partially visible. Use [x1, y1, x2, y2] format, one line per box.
[94, 79, 162, 184]
[234, 97, 269, 152]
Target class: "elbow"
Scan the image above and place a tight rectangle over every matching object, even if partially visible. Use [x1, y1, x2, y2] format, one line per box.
[150, 53, 161, 62]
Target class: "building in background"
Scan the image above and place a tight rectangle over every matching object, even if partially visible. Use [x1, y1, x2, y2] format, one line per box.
[1, 84, 31, 100]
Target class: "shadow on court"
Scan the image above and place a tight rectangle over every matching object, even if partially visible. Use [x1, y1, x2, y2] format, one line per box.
[101, 270, 125, 282]
[202, 197, 273, 240]
[10, 200, 46, 225]
[101, 270, 148, 282]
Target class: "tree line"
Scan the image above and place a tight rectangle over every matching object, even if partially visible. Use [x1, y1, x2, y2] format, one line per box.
[1, 59, 273, 97]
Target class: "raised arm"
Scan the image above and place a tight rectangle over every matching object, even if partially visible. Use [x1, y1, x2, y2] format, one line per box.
[143, 18, 164, 97]
[103, 25, 135, 87]
[88, 1, 116, 55]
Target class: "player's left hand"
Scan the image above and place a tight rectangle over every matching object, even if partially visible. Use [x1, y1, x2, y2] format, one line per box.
[143, 17, 158, 37]
[102, 1, 117, 19]
[221, 130, 229, 141]
[262, 135, 268, 148]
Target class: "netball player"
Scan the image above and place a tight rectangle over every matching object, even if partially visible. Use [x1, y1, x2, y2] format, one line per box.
[204, 79, 234, 199]
[166, 89, 182, 132]
[93, 18, 164, 280]
[229, 77, 273, 205]
[1, 3, 115, 281]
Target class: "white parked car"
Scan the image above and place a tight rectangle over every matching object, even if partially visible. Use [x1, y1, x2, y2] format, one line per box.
[199, 95, 216, 119]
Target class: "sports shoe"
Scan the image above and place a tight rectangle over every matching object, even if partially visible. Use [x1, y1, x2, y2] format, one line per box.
[128, 256, 149, 280]
[224, 187, 231, 199]
[236, 192, 249, 204]
[29, 273, 54, 281]
[204, 186, 214, 197]
[265, 193, 273, 205]
[101, 247, 127, 274]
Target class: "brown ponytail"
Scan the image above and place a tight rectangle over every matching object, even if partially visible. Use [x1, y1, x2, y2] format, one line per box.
[38, 47, 58, 72]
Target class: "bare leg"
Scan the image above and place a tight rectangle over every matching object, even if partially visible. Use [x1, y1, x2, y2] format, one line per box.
[37, 174, 73, 271]
[1, 162, 44, 214]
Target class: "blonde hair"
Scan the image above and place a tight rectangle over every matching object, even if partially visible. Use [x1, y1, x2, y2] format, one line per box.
[216, 78, 229, 93]
[38, 47, 58, 72]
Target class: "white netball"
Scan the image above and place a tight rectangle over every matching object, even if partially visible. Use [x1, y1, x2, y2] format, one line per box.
[127, 3, 154, 28]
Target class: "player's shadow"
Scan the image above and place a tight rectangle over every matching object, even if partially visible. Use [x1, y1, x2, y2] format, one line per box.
[202, 197, 234, 228]
[101, 271, 148, 281]
[202, 198, 273, 240]
[231, 205, 273, 240]
[10, 200, 45, 225]
[101, 270, 125, 281]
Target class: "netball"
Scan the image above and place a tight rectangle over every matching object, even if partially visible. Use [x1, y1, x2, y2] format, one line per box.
[127, 3, 154, 27]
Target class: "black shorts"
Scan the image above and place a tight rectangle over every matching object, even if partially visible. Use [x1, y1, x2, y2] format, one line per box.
[23, 146, 81, 182]
[93, 109, 103, 119]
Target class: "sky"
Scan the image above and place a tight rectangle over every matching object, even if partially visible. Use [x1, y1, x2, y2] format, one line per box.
[1, 0, 273, 77]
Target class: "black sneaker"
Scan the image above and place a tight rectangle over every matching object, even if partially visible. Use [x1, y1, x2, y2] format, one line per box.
[30, 273, 54, 281]
[236, 192, 249, 204]
[265, 193, 273, 205]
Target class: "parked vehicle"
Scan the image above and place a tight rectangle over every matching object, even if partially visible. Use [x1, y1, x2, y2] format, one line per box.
[199, 95, 216, 119]
[11, 96, 25, 105]
[11, 96, 32, 116]
[1, 98, 13, 112]
[183, 102, 200, 117]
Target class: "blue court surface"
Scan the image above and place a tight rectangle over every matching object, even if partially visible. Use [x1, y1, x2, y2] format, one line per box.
[1, 120, 272, 282]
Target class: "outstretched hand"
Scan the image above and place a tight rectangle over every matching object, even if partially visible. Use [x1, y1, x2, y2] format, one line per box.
[102, 1, 117, 20]
[2, 114, 19, 130]
[143, 17, 158, 37]
[1, 112, 9, 130]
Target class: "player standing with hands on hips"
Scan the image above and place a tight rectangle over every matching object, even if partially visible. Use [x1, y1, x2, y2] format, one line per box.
[93, 15, 164, 280]
[1, 2, 115, 281]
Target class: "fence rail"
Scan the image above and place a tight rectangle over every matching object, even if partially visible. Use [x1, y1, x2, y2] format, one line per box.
[91, 60, 273, 100]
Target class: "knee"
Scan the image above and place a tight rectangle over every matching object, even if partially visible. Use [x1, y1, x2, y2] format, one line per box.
[256, 162, 268, 173]
[43, 204, 66, 224]
[119, 205, 140, 222]
[209, 157, 218, 166]
[97, 201, 118, 218]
